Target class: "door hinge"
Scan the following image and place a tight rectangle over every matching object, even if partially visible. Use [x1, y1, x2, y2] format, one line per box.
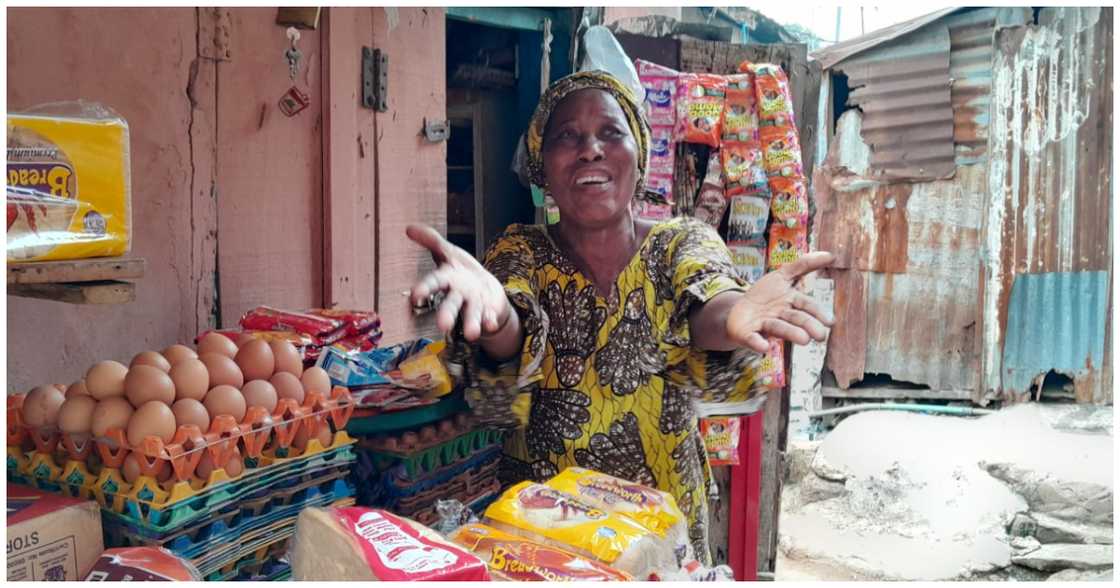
[199, 7, 233, 62]
[362, 47, 388, 112]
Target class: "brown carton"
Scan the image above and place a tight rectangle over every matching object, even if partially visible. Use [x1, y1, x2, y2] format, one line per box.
[6, 483, 103, 581]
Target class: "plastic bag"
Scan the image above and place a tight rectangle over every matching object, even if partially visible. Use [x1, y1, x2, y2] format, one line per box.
[760, 125, 804, 179]
[636, 60, 679, 127]
[649, 125, 676, 176]
[700, 417, 742, 466]
[84, 547, 202, 581]
[721, 141, 768, 197]
[580, 26, 644, 103]
[758, 338, 786, 390]
[8, 102, 131, 262]
[726, 194, 770, 245]
[451, 523, 633, 581]
[769, 176, 810, 230]
[767, 223, 808, 271]
[721, 74, 759, 143]
[748, 63, 796, 127]
[676, 74, 726, 147]
[435, 498, 480, 537]
[693, 151, 728, 229]
[727, 243, 766, 285]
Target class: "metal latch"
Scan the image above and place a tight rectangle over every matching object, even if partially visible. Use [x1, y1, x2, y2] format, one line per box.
[362, 47, 388, 112]
[422, 119, 450, 143]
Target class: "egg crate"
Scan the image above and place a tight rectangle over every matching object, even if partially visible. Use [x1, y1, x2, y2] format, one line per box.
[194, 531, 294, 580]
[103, 470, 353, 550]
[390, 452, 501, 513]
[359, 440, 502, 503]
[396, 477, 503, 528]
[6, 386, 356, 484]
[359, 426, 504, 478]
[358, 444, 501, 520]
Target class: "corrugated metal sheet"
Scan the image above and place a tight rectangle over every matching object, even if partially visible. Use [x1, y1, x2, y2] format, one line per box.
[836, 24, 956, 181]
[982, 7, 1113, 404]
[1001, 272, 1110, 398]
[812, 7, 958, 70]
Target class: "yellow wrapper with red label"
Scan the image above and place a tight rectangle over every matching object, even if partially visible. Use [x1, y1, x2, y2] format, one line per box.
[760, 125, 804, 178]
[483, 481, 676, 578]
[451, 523, 632, 581]
[700, 417, 742, 466]
[748, 64, 797, 127]
[545, 467, 687, 549]
[769, 176, 810, 229]
[8, 104, 131, 262]
[721, 74, 760, 143]
[767, 224, 808, 271]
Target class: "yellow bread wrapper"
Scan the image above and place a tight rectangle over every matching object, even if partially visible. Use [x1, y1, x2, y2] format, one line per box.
[450, 523, 633, 581]
[8, 102, 131, 262]
[483, 481, 678, 579]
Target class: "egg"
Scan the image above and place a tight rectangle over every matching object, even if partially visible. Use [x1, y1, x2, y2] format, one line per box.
[300, 367, 332, 398]
[294, 423, 333, 451]
[169, 358, 209, 402]
[122, 453, 171, 484]
[235, 340, 275, 382]
[86, 361, 129, 399]
[224, 452, 245, 477]
[203, 385, 247, 422]
[130, 351, 171, 373]
[91, 397, 134, 438]
[58, 395, 98, 434]
[65, 380, 91, 398]
[199, 353, 244, 390]
[124, 365, 176, 407]
[235, 333, 256, 347]
[198, 333, 238, 358]
[127, 401, 177, 447]
[419, 425, 437, 443]
[270, 372, 305, 405]
[22, 385, 67, 428]
[270, 340, 303, 377]
[196, 449, 243, 480]
[53, 384, 67, 392]
[162, 344, 198, 366]
[171, 398, 211, 432]
[400, 432, 419, 451]
[242, 380, 278, 413]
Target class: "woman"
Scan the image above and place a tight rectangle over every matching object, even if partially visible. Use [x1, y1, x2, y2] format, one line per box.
[407, 71, 833, 563]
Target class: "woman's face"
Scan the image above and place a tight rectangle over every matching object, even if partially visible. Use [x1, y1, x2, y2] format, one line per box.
[542, 89, 639, 229]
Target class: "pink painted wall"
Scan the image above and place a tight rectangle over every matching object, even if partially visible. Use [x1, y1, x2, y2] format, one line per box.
[7, 7, 446, 392]
[604, 6, 683, 24]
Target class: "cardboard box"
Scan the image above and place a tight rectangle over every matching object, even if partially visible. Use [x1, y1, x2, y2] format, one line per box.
[6, 483, 103, 581]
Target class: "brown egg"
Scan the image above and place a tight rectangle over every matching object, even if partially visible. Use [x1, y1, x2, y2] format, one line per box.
[130, 351, 171, 373]
[203, 385, 247, 422]
[235, 333, 256, 347]
[196, 449, 242, 479]
[122, 453, 171, 484]
[270, 372, 305, 405]
[242, 380, 278, 413]
[199, 354, 244, 390]
[224, 452, 245, 477]
[91, 397, 134, 438]
[300, 367, 332, 398]
[65, 380, 91, 398]
[22, 385, 67, 428]
[235, 340, 275, 382]
[127, 401, 177, 447]
[169, 358, 209, 402]
[270, 340, 303, 377]
[124, 365, 176, 407]
[162, 344, 198, 366]
[294, 423, 334, 451]
[86, 361, 129, 399]
[53, 384, 67, 392]
[197, 332, 238, 358]
[58, 395, 98, 434]
[171, 398, 211, 432]
[419, 425, 437, 443]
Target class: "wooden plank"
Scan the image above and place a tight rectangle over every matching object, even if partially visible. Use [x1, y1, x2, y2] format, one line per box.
[322, 7, 378, 310]
[372, 7, 446, 344]
[8, 281, 135, 305]
[821, 385, 974, 400]
[7, 258, 146, 284]
[758, 361, 785, 574]
[189, 10, 220, 339]
[707, 466, 732, 566]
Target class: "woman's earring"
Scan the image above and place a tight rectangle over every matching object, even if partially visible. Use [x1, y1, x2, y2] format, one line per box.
[531, 184, 546, 208]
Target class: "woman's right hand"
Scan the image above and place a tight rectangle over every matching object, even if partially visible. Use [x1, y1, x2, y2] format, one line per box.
[406, 224, 513, 342]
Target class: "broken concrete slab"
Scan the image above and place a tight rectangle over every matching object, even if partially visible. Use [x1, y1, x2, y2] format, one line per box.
[784, 439, 821, 485]
[810, 447, 849, 482]
[799, 474, 846, 506]
[1012, 544, 1114, 572]
[1009, 513, 1038, 537]
[1038, 404, 1113, 435]
[1032, 512, 1113, 545]
[984, 462, 1113, 526]
[1047, 568, 1114, 582]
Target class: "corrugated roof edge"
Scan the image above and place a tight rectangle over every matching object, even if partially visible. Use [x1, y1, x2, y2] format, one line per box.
[812, 7, 962, 70]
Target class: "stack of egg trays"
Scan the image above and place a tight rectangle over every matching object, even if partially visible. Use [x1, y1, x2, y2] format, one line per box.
[365, 427, 504, 478]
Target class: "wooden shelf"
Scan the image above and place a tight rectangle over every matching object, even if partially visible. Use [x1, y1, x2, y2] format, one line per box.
[7, 257, 145, 305]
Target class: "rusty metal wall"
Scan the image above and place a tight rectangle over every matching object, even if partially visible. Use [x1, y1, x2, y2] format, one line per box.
[982, 7, 1113, 404]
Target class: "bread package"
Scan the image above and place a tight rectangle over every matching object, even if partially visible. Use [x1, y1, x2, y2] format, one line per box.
[291, 507, 490, 581]
[451, 523, 632, 581]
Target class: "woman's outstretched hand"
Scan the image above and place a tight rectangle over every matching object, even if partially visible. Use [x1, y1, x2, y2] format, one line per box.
[406, 225, 513, 342]
[727, 251, 836, 353]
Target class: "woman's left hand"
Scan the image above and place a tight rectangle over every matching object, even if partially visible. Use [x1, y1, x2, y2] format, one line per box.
[726, 251, 836, 353]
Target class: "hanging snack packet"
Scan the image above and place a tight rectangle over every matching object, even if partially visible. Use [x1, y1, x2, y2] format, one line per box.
[721, 141, 768, 196]
[749, 64, 796, 127]
[769, 176, 810, 229]
[693, 150, 727, 228]
[636, 60, 679, 127]
[483, 482, 676, 579]
[649, 125, 676, 176]
[452, 523, 633, 581]
[634, 201, 673, 222]
[700, 417, 742, 466]
[545, 467, 688, 555]
[646, 173, 674, 206]
[676, 74, 726, 147]
[727, 243, 766, 284]
[758, 338, 786, 390]
[760, 125, 804, 178]
[721, 74, 759, 143]
[767, 224, 808, 271]
[725, 194, 770, 245]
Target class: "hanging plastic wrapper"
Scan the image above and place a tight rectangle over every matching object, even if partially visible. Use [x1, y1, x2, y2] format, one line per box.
[699, 417, 742, 466]
[693, 150, 728, 229]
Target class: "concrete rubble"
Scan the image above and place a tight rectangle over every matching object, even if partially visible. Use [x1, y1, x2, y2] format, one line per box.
[777, 403, 1114, 581]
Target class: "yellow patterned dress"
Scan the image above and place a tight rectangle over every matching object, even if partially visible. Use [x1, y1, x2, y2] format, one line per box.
[453, 217, 765, 563]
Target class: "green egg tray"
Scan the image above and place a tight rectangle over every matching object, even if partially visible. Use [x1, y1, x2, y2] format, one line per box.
[363, 427, 503, 478]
